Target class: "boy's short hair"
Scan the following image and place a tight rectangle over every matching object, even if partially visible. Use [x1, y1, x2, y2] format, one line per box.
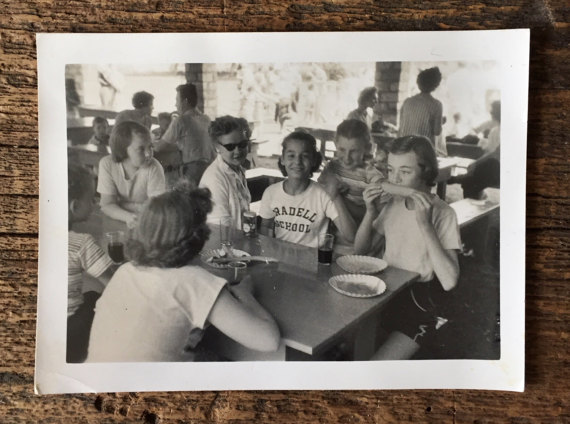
[208, 115, 252, 144]
[131, 91, 154, 109]
[417, 67, 442, 93]
[278, 131, 323, 177]
[110, 121, 151, 163]
[68, 163, 93, 204]
[336, 119, 372, 150]
[357, 87, 377, 106]
[127, 183, 212, 268]
[92, 116, 108, 126]
[177, 83, 198, 108]
[157, 112, 172, 123]
[389, 135, 439, 186]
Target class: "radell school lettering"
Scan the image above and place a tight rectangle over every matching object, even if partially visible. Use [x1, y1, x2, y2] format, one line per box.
[273, 206, 317, 234]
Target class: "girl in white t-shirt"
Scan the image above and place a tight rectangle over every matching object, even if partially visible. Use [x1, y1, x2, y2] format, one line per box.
[87, 184, 280, 362]
[98, 121, 165, 228]
[258, 131, 356, 248]
[354, 135, 461, 360]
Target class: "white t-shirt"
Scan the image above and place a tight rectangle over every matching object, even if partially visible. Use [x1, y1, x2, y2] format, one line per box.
[259, 180, 339, 248]
[200, 155, 251, 230]
[373, 196, 461, 282]
[87, 262, 227, 362]
[97, 156, 165, 212]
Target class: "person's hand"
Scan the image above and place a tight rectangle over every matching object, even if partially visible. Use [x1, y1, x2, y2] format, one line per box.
[409, 192, 433, 227]
[126, 213, 138, 229]
[228, 275, 255, 301]
[318, 168, 342, 200]
[363, 185, 384, 216]
[237, 274, 254, 294]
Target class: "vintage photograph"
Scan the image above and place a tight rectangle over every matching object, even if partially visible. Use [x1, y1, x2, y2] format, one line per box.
[36, 31, 527, 393]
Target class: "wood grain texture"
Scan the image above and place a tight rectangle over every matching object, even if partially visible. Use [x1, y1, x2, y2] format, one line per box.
[1, 1, 568, 422]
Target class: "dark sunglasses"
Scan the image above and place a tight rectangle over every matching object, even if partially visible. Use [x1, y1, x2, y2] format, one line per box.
[220, 139, 249, 152]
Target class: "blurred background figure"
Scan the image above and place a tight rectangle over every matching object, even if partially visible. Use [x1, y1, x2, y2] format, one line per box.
[115, 91, 154, 130]
[398, 67, 443, 147]
[86, 117, 110, 153]
[97, 65, 123, 109]
[347, 86, 378, 129]
[152, 112, 173, 141]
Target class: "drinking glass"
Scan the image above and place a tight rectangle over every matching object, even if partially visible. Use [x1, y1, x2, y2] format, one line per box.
[219, 217, 233, 249]
[105, 231, 125, 264]
[318, 233, 334, 265]
[227, 261, 247, 285]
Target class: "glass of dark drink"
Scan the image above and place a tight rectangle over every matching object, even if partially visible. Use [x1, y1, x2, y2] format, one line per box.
[227, 261, 247, 285]
[105, 231, 125, 264]
[318, 233, 335, 265]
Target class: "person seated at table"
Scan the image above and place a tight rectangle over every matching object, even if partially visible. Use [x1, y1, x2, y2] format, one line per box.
[86, 116, 110, 153]
[258, 131, 356, 248]
[354, 135, 461, 360]
[86, 184, 280, 362]
[319, 120, 416, 224]
[67, 163, 115, 363]
[97, 121, 165, 227]
[346, 87, 377, 129]
[449, 100, 501, 199]
[115, 91, 154, 130]
[199, 116, 252, 230]
[151, 112, 172, 141]
[398, 67, 443, 147]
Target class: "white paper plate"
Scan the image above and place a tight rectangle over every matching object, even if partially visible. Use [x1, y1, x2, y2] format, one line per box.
[336, 255, 388, 274]
[200, 249, 250, 269]
[328, 274, 387, 298]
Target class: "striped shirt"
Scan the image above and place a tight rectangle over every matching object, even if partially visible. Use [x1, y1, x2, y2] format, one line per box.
[68, 231, 113, 316]
[398, 93, 443, 145]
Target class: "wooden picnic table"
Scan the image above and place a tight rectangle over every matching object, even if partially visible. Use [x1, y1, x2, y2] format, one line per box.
[78, 209, 419, 362]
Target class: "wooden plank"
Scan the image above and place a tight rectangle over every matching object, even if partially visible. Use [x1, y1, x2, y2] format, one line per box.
[2, 1, 569, 422]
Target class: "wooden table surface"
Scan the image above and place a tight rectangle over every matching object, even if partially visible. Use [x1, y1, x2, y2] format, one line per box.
[1, 1, 568, 422]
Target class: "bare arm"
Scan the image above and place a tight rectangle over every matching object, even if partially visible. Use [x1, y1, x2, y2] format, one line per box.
[331, 195, 356, 243]
[259, 217, 275, 238]
[99, 193, 137, 226]
[207, 285, 280, 352]
[410, 192, 460, 291]
[353, 186, 384, 255]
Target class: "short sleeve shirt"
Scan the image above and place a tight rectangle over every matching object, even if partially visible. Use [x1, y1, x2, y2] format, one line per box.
[68, 231, 113, 316]
[97, 156, 165, 211]
[259, 180, 339, 248]
[87, 263, 227, 362]
[161, 109, 215, 164]
[373, 196, 461, 282]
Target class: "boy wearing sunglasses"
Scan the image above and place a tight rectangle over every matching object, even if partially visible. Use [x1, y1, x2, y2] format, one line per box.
[200, 116, 253, 230]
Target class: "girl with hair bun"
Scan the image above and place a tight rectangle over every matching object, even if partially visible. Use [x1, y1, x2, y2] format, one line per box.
[87, 183, 280, 362]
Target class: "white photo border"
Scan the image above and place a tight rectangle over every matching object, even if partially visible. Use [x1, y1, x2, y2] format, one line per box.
[36, 30, 528, 394]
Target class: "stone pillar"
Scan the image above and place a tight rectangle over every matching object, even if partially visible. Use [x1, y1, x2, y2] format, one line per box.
[374, 62, 402, 126]
[185, 63, 218, 117]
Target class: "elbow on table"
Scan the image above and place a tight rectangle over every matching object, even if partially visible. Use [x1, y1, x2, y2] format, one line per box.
[254, 322, 281, 352]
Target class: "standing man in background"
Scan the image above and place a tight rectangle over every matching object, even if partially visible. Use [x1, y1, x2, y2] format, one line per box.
[155, 83, 215, 186]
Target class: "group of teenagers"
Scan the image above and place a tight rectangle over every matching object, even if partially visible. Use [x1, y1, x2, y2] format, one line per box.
[68, 79, 463, 364]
